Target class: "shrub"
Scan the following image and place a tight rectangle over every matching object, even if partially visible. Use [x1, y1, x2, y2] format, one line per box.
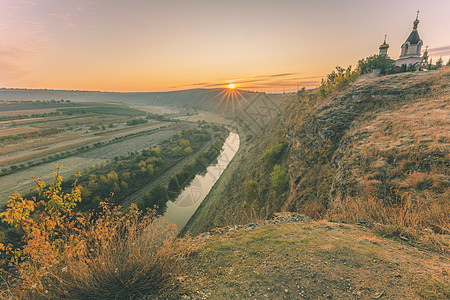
[264, 141, 287, 164]
[271, 165, 289, 192]
[0, 169, 193, 299]
[244, 180, 259, 208]
[126, 118, 148, 126]
[316, 65, 360, 98]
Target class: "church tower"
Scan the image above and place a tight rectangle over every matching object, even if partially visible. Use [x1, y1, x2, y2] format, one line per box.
[420, 46, 429, 69]
[395, 11, 423, 68]
[379, 35, 389, 57]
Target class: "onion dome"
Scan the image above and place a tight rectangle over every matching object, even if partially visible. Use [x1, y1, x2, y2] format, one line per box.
[379, 35, 389, 49]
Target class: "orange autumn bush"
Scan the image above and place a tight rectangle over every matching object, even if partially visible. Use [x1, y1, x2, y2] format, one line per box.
[0, 166, 192, 299]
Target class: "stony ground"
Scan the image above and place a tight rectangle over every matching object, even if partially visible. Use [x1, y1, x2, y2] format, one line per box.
[174, 213, 449, 299]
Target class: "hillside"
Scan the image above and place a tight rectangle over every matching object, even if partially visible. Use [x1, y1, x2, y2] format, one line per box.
[184, 68, 449, 252]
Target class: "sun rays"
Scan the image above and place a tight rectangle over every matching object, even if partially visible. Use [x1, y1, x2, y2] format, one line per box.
[209, 85, 249, 117]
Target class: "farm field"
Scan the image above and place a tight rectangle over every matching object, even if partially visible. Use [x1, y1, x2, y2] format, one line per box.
[0, 102, 89, 118]
[0, 123, 195, 204]
[0, 101, 147, 168]
[0, 100, 203, 205]
[0, 121, 172, 166]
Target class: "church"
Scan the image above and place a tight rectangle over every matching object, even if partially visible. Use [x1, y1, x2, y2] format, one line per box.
[378, 12, 429, 71]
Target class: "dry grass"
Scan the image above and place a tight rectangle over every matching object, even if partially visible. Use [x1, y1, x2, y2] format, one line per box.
[0, 136, 102, 166]
[329, 194, 450, 253]
[1, 204, 194, 299]
[185, 219, 450, 299]
[0, 108, 59, 118]
[0, 132, 82, 156]
[220, 206, 271, 227]
[0, 126, 36, 137]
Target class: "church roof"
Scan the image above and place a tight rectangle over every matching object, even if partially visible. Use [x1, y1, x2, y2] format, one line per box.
[406, 30, 421, 44]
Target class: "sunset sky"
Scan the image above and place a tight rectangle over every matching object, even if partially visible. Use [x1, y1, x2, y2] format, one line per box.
[1, 0, 450, 92]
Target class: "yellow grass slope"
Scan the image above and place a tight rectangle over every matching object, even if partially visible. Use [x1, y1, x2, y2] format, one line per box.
[287, 67, 449, 248]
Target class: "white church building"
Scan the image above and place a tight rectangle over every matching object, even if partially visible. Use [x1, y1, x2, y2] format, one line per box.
[379, 12, 428, 70]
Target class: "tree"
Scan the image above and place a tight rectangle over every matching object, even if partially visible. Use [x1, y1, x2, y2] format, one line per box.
[446, 59, 450, 66]
[297, 87, 306, 97]
[357, 54, 395, 75]
[436, 57, 444, 69]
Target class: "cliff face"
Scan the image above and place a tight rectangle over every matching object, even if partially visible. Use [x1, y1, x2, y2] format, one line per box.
[286, 68, 449, 230]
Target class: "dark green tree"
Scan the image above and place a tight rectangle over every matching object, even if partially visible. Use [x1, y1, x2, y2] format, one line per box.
[357, 54, 395, 75]
[400, 64, 407, 72]
[436, 57, 444, 69]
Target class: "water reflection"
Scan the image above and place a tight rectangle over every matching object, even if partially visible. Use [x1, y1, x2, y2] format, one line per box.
[163, 132, 240, 229]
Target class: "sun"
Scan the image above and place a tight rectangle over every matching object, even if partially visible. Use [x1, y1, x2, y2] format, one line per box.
[227, 83, 236, 89]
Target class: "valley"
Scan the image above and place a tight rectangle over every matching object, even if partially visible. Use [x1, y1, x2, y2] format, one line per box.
[1, 69, 448, 299]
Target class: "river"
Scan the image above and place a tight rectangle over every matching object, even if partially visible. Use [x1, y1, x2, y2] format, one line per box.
[163, 132, 240, 229]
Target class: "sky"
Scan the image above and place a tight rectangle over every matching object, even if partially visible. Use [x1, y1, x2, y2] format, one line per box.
[1, 0, 450, 93]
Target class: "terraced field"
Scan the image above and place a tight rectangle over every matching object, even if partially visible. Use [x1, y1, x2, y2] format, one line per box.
[0, 101, 200, 205]
[0, 123, 196, 204]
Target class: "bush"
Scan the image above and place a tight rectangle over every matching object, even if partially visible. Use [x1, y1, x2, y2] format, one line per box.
[0, 169, 192, 298]
[271, 165, 289, 192]
[244, 180, 259, 208]
[264, 141, 287, 164]
[316, 65, 360, 98]
[126, 118, 148, 126]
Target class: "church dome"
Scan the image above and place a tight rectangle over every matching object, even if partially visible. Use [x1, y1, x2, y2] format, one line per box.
[379, 35, 389, 49]
[379, 42, 389, 49]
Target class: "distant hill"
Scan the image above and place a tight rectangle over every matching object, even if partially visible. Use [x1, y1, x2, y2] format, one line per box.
[0, 88, 268, 110]
[0, 88, 288, 133]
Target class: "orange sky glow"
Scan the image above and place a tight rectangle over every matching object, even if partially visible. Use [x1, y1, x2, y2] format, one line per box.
[1, 0, 450, 93]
